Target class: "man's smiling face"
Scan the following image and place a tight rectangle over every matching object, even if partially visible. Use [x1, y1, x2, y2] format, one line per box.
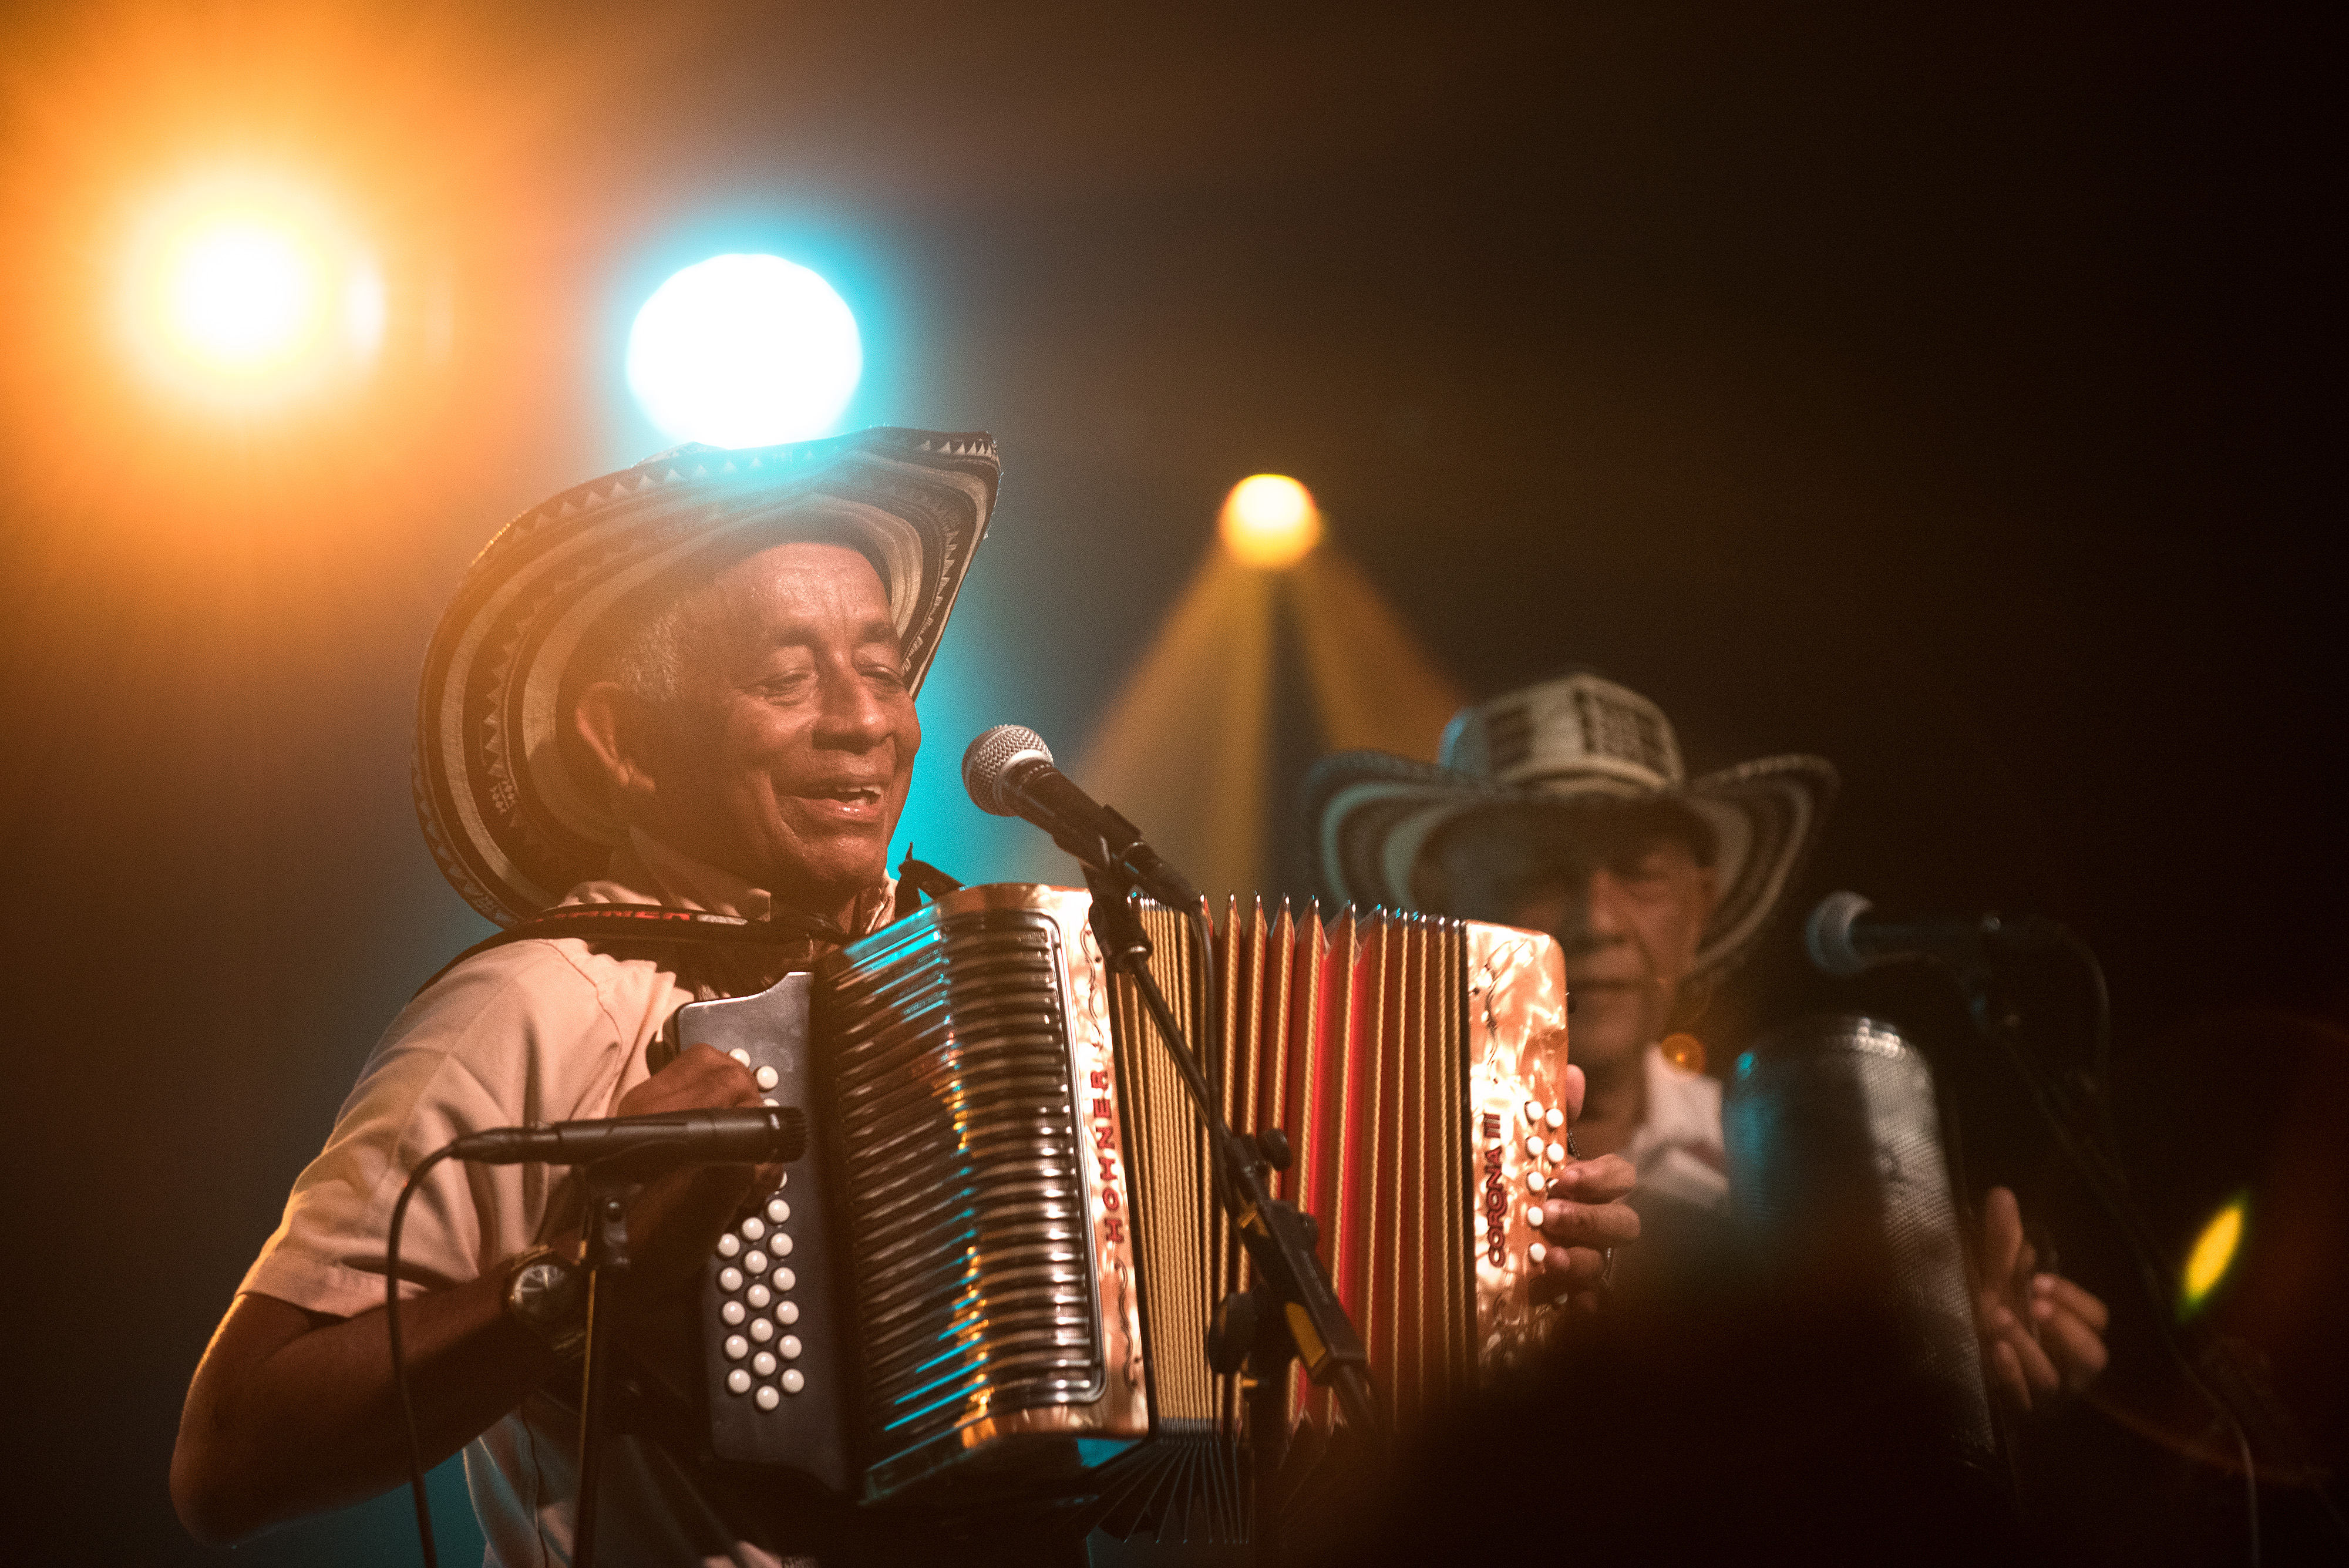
[585, 539, 920, 922]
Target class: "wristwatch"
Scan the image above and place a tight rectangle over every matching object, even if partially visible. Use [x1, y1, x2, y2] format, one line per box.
[503, 1245, 588, 1360]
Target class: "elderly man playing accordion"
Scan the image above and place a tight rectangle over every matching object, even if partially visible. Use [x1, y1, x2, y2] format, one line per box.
[169, 432, 1641, 1564]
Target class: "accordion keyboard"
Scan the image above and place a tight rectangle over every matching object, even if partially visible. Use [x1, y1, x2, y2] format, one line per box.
[671, 972, 856, 1491]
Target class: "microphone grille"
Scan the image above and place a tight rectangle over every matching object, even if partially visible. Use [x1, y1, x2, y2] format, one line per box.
[1804, 890, 1875, 977]
[770, 1105, 809, 1164]
[962, 725, 1053, 816]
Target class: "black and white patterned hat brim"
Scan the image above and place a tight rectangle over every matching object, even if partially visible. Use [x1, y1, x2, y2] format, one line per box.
[415, 428, 998, 927]
[1305, 749, 1838, 984]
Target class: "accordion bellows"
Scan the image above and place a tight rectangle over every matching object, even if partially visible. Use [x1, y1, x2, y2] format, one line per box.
[1113, 897, 1573, 1440]
[677, 883, 1569, 1505]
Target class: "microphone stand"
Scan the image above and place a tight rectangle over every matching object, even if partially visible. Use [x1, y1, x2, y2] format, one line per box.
[571, 1161, 648, 1568]
[1080, 865, 1381, 1561]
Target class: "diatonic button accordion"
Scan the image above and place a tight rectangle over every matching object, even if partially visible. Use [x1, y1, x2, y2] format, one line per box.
[666, 883, 1569, 1506]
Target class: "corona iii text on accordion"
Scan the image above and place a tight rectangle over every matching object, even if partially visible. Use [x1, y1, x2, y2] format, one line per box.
[664, 883, 1569, 1505]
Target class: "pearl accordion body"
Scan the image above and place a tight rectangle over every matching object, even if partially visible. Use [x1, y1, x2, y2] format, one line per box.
[669, 883, 1570, 1505]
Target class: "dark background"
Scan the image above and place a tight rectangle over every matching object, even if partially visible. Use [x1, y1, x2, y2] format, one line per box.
[1, 2, 2340, 1562]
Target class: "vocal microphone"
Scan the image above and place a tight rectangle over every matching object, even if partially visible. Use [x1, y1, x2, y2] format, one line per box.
[449, 1106, 809, 1169]
[963, 725, 1203, 909]
[1804, 890, 2061, 977]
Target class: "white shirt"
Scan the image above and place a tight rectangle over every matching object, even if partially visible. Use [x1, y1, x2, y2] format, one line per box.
[239, 829, 891, 1568]
[1621, 1044, 1729, 1214]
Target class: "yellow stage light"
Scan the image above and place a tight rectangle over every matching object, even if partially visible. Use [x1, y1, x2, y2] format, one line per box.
[1078, 496, 1460, 899]
[1220, 475, 1322, 568]
[2180, 1197, 2246, 1315]
[119, 175, 382, 408]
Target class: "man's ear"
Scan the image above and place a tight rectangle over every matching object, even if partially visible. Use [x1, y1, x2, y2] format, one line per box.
[573, 681, 660, 812]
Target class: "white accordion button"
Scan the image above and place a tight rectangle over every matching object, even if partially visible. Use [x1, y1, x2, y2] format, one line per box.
[779, 1334, 802, 1360]
[740, 1217, 766, 1241]
[766, 1198, 790, 1223]
[716, 1234, 741, 1259]
[753, 1351, 777, 1376]
[755, 1385, 780, 1411]
[750, 1317, 775, 1343]
[1525, 1136, 1544, 1158]
[1529, 1241, 1547, 1265]
[1523, 1099, 1542, 1123]
[1546, 1107, 1566, 1130]
[726, 1368, 751, 1395]
[721, 1300, 746, 1326]
[743, 1250, 769, 1274]
[728, 1049, 751, 1066]
[747, 1283, 771, 1309]
[723, 1334, 748, 1360]
[718, 1266, 743, 1293]
[776, 1300, 799, 1326]
[1526, 1172, 1547, 1194]
[761, 1097, 779, 1108]
[1526, 1204, 1546, 1230]
[1546, 1142, 1566, 1165]
[772, 1232, 794, 1258]
[775, 1172, 788, 1189]
[755, 1065, 779, 1091]
[781, 1369, 806, 1394]
[775, 1267, 796, 1291]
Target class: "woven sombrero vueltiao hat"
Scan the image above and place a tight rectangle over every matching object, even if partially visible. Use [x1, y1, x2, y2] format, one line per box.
[415, 426, 999, 927]
[1304, 672, 1838, 984]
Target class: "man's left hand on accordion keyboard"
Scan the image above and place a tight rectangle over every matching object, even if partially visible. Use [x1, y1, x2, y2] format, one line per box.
[1532, 1062, 1641, 1311]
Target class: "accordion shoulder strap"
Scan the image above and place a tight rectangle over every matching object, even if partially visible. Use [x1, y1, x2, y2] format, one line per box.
[414, 904, 850, 997]
[414, 852, 967, 997]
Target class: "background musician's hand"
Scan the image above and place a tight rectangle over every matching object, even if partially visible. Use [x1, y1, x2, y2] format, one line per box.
[1974, 1185, 2110, 1412]
[550, 1044, 782, 1310]
[1536, 1062, 1641, 1311]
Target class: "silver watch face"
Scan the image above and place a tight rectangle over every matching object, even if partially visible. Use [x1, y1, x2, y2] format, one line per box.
[511, 1259, 580, 1327]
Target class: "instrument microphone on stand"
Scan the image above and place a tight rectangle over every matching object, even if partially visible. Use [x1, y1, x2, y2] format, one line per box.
[1724, 1015, 1997, 1463]
[962, 725, 1202, 908]
[1804, 890, 2059, 977]
[448, 1106, 808, 1169]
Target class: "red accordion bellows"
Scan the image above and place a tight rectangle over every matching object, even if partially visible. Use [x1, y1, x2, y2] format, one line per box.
[1108, 898, 1569, 1441]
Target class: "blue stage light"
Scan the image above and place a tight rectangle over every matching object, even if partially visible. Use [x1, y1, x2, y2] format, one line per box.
[627, 254, 861, 448]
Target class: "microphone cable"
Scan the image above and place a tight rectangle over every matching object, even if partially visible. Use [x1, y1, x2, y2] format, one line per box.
[385, 1140, 463, 1568]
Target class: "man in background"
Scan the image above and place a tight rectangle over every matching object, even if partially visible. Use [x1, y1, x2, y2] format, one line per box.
[1305, 669, 2108, 1409]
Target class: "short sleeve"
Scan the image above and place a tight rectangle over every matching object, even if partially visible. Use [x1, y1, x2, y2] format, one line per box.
[237, 943, 637, 1319]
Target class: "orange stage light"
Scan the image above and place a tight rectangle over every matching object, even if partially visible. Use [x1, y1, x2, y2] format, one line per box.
[116, 173, 383, 410]
[1219, 474, 1323, 568]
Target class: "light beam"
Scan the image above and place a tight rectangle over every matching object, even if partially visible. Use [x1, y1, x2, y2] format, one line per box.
[1076, 490, 1459, 901]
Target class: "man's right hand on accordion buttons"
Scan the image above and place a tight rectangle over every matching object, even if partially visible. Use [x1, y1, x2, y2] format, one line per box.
[1533, 1062, 1640, 1313]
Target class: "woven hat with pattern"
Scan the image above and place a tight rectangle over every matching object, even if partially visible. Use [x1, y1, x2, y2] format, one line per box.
[1304, 671, 1837, 982]
[415, 426, 998, 926]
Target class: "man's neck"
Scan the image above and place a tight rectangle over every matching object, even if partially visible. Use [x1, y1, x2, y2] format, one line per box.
[1571, 1045, 1651, 1159]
